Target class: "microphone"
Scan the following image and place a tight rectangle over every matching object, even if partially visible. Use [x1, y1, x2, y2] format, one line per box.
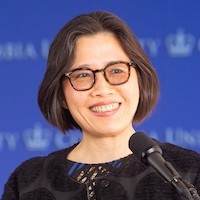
[129, 132, 200, 200]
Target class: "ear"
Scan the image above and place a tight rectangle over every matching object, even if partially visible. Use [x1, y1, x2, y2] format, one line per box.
[62, 100, 68, 109]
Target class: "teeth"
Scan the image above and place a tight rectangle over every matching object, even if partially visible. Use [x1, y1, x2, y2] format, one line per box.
[90, 103, 119, 113]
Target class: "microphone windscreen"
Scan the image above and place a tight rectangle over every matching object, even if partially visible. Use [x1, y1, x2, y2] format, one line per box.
[128, 132, 158, 160]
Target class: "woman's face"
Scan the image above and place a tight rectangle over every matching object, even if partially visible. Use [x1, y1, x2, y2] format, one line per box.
[62, 32, 140, 137]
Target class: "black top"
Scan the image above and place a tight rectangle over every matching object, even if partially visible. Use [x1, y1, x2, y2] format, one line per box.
[2, 142, 200, 200]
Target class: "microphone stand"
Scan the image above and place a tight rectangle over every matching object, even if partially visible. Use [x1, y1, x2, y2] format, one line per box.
[166, 162, 200, 200]
[182, 180, 200, 200]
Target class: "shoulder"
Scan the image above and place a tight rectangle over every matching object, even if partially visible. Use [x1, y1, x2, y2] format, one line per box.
[159, 141, 200, 172]
[13, 144, 76, 178]
[2, 144, 77, 199]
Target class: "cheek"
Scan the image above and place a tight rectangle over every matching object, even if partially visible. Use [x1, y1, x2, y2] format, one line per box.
[134, 81, 140, 99]
[130, 88, 140, 106]
[63, 82, 86, 110]
[62, 81, 74, 107]
[128, 73, 140, 95]
[126, 79, 140, 109]
[133, 73, 140, 99]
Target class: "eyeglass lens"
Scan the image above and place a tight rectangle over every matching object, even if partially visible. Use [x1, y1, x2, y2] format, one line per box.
[68, 62, 131, 91]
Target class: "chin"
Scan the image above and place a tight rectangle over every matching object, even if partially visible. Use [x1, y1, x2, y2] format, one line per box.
[93, 127, 125, 137]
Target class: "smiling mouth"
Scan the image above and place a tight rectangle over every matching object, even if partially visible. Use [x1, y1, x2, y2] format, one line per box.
[90, 103, 120, 113]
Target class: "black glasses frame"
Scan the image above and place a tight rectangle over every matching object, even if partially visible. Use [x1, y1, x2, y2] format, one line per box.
[63, 61, 135, 91]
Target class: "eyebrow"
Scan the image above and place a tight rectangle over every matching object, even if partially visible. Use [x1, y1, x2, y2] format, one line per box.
[71, 64, 91, 70]
[71, 60, 129, 70]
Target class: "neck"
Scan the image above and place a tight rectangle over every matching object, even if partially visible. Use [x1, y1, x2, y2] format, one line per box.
[67, 128, 135, 164]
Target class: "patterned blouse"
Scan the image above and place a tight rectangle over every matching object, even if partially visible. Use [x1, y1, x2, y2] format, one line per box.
[66, 155, 132, 200]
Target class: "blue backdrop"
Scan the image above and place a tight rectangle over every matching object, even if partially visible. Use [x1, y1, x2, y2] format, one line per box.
[1, 0, 200, 195]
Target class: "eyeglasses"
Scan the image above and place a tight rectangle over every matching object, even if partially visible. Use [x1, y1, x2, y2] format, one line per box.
[63, 61, 135, 91]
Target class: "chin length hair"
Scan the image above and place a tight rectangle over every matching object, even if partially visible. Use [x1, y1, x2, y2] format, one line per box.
[38, 11, 159, 133]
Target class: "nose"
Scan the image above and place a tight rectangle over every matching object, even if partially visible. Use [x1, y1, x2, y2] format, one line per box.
[90, 71, 115, 97]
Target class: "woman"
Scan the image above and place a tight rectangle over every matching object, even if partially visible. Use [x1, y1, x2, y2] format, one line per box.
[2, 11, 200, 200]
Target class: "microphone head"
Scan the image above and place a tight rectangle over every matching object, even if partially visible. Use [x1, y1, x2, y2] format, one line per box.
[129, 132, 162, 162]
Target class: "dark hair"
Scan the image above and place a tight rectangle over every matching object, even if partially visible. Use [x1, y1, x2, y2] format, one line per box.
[38, 11, 159, 133]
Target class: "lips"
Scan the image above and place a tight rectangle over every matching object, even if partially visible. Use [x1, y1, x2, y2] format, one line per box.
[90, 103, 120, 113]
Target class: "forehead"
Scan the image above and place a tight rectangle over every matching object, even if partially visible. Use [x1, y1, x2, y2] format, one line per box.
[75, 32, 121, 51]
[72, 32, 129, 69]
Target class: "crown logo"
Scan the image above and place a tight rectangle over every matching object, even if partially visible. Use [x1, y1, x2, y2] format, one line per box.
[165, 29, 195, 57]
[23, 123, 53, 151]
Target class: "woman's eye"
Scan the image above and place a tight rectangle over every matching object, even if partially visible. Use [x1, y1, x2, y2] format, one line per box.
[78, 73, 89, 77]
[73, 71, 92, 79]
[111, 68, 123, 73]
